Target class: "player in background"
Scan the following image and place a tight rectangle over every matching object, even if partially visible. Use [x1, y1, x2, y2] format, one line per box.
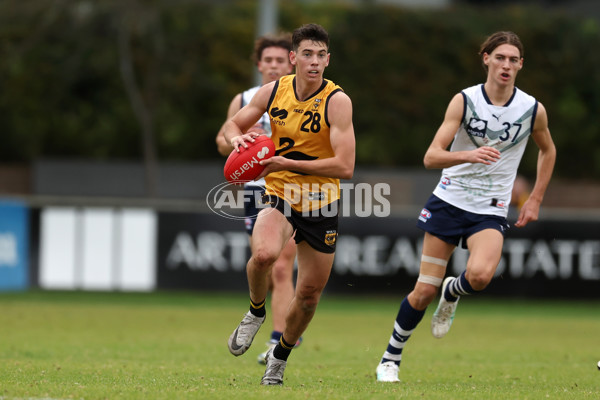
[223, 23, 355, 385]
[375, 31, 556, 382]
[215, 33, 299, 365]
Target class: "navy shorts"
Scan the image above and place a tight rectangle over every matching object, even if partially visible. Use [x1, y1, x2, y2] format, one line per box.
[264, 195, 338, 254]
[243, 186, 266, 235]
[416, 194, 509, 249]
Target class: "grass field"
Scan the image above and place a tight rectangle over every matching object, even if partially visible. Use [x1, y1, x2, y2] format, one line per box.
[0, 290, 598, 400]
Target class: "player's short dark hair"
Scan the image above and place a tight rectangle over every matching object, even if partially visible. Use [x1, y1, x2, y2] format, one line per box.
[292, 23, 329, 51]
[252, 33, 292, 65]
[479, 31, 524, 72]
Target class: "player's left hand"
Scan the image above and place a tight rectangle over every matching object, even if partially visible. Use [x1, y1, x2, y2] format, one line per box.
[255, 156, 287, 180]
[515, 198, 540, 228]
[230, 132, 261, 152]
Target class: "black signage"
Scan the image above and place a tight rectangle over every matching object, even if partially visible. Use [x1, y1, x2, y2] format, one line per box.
[157, 211, 600, 298]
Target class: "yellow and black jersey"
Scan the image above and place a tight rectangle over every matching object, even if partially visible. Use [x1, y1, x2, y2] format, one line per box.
[265, 74, 343, 213]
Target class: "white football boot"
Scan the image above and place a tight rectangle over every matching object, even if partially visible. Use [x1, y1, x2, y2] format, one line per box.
[431, 277, 459, 339]
[228, 311, 265, 356]
[260, 348, 287, 386]
[376, 361, 400, 383]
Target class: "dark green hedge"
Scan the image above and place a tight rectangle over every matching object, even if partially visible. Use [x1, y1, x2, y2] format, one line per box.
[1, 1, 598, 179]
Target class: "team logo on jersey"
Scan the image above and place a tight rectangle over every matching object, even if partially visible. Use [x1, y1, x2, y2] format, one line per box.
[324, 230, 337, 246]
[466, 117, 487, 138]
[270, 107, 288, 120]
[418, 208, 432, 223]
[438, 176, 451, 190]
[312, 98, 322, 111]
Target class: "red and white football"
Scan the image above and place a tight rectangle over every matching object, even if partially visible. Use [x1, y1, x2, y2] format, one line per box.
[224, 135, 275, 184]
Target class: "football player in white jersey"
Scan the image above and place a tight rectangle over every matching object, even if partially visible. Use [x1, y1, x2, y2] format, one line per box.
[375, 31, 556, 383]
[215, 33, 299, 365]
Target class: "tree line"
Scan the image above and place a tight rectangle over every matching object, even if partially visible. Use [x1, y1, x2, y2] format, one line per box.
[1, 0, 598, 179]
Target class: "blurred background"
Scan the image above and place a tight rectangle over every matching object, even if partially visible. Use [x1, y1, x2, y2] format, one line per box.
[0, 0, 598, 298]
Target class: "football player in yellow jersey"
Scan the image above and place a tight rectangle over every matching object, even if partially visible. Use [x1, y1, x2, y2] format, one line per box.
[215, 33, 301, 366]
[223, 23, 356, 386]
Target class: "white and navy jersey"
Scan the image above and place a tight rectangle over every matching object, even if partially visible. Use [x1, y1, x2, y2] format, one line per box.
[241, 86, 271, 188]
[432, 84, 538, 217]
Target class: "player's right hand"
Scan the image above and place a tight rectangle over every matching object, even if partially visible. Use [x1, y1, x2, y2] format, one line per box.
[468, 146, 501, 165]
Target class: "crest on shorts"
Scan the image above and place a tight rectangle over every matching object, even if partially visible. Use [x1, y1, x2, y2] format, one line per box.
[324, 230, 337, 246]
[418, 208, 432, 223]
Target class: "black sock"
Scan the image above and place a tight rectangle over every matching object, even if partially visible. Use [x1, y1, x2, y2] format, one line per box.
[249, 298, 266, 318]
[273, 335, 294, 361]
[444, 271, 476, 302]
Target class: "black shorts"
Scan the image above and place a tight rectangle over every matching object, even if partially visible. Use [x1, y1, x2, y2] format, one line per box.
[264, 195, 338, 254]
[416, 194, 509, 249]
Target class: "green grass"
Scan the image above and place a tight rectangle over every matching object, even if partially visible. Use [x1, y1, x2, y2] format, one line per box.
[0, 290, 599, 399]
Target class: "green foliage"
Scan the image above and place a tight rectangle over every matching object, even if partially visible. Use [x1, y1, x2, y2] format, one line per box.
[0, 291, 599, 399]
[0, 1, 598, 178]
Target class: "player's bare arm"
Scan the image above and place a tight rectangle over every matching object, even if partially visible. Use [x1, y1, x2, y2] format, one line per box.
[215, 93, 243, 156]
[258, 91, 355, 180]
[223, 82, 275, 151]
[515, 102, 556, 228]
[424, 93, 501, 169]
